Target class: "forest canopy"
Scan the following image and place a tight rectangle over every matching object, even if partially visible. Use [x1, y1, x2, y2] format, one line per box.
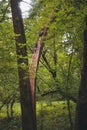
[0, 0, 87, 130]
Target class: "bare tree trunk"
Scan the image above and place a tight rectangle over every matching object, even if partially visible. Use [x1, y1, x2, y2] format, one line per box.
[10, 0, 36, 130]
[74, 15, 87, 130]
[10, 98, 15, 117]
[30, 27, 48, 123]
[7, 103, 10, 119]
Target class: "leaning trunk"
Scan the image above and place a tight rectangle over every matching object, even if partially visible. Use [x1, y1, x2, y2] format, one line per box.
[30, 27, 48, 123]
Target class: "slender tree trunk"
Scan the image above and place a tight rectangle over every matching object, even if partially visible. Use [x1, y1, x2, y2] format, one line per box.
[74, 16, 87, 130]
[10, 0, 36, 130]
[10, 98, 15, 117]
[7, 103, 10, 119]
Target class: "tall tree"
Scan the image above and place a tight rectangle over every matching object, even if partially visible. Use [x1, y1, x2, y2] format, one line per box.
[10, 0, 36, 130]
[74, 15, 87, 130]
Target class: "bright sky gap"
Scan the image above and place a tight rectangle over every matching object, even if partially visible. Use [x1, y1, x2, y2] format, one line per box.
[19, 0, 32, 17]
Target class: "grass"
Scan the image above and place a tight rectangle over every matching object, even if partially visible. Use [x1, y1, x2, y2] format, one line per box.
[0, 101, 76, 130]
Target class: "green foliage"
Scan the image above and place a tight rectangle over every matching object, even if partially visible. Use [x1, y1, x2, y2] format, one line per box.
[25, 0, 87, 102]
[0, 0, 87, 129]
[0, 20, 19, 111]
[0, 101, 76, 130]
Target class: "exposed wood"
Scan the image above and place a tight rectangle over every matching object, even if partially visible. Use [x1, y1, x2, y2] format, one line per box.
[30, 27, 48, 113]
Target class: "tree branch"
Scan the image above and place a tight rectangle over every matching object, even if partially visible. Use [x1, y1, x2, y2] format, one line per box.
[41, 88, 77, 103]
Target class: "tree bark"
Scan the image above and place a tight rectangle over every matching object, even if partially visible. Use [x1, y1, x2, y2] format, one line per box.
[10, 0, 36, 130]
[74, 15, 87, 130]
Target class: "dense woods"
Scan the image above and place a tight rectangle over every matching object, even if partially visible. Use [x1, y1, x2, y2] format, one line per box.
[0, 0, 87, 130]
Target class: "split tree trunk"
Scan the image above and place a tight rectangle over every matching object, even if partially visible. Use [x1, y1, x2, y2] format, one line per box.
[30, 27, 48, 122]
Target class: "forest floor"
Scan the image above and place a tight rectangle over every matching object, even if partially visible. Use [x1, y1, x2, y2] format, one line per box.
[0, 101, 76, 130]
